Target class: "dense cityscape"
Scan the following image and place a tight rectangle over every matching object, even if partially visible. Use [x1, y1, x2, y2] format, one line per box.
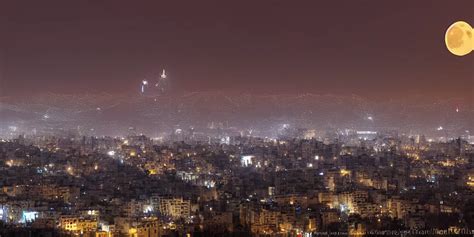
[1, 0, 473, 236]
[0, 127, 473, 236]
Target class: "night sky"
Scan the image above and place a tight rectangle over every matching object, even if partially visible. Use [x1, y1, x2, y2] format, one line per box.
[0, 0, 472, 100]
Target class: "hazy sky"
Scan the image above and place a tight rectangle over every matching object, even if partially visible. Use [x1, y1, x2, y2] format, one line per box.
[0, 0, 472, 100]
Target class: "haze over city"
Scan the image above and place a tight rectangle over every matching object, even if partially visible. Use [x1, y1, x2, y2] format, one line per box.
[0, 1, 473, 237]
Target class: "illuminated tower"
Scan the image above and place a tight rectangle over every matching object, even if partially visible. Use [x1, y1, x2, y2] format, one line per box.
[161, 69, 167, 79]
[139, 69, 169, 96]
[155, 69, 169, 93]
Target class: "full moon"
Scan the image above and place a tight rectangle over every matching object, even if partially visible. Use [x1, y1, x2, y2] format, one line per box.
[445, 21, 473, 56]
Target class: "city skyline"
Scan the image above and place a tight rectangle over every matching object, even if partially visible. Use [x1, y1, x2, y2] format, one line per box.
[1, 1, 474, 236]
